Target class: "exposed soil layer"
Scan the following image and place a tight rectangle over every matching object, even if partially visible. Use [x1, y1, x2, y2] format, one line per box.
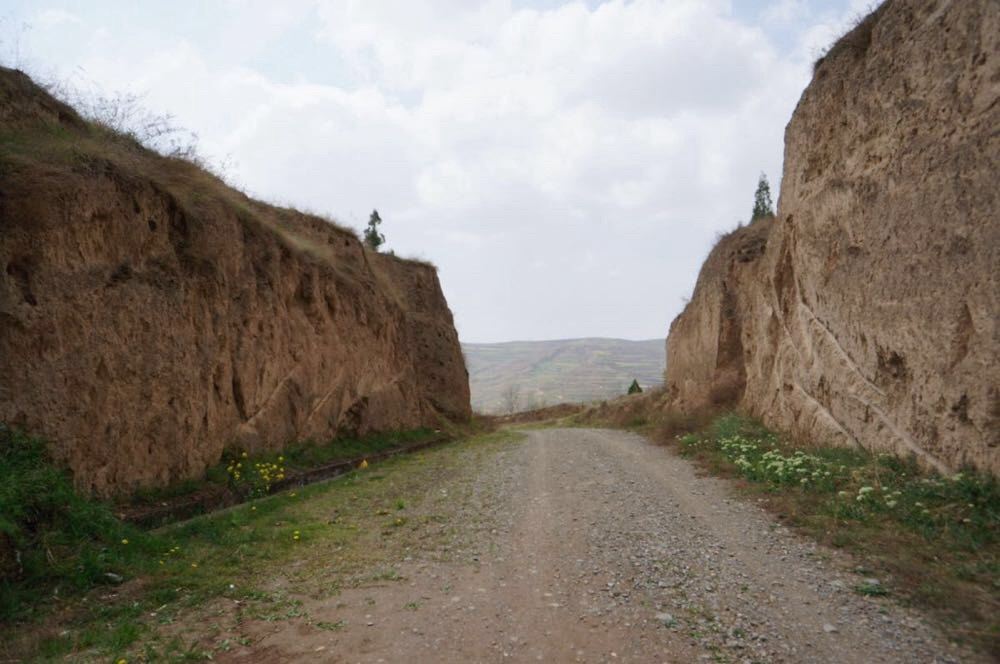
[0, 68, 470, 495]
[665, 0, 999, 473]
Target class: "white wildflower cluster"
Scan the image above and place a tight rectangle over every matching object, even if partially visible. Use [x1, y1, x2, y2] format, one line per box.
[856, 485, 876, 502]
[850, 485, 903, 509]
[717, 435, 834, 486]
[718, 435, 758, 472]
[882, 487, 902, 508]
[679, 433, 701, 448]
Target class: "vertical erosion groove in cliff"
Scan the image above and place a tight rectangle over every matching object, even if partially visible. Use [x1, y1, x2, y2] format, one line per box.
[0, 67, 471, 496]
[664, 0, 999, 474]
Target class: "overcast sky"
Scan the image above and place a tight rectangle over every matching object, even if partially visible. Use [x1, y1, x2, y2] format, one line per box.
[2, 0, 873, 342]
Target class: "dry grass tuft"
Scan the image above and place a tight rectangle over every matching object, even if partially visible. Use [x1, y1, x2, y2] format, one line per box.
[813, 2, 887, 73]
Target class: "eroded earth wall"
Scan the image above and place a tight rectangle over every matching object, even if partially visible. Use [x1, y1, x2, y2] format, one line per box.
[0, 68, 471, 495]
[665, 0, 999, 473]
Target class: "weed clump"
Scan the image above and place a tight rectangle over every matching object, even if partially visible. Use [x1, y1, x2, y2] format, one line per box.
[225, 451, 287, 498]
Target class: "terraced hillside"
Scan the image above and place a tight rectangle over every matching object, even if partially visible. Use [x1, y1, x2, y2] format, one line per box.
[463, 338, 664, 413]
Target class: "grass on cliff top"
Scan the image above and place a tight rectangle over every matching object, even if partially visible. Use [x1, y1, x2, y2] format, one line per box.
[0, 117, 357, 264]
[813, 2, 887, 73]
[647, 412, 999, 655]
[0, 70, 437, 278]
[1, 423, 518, 661]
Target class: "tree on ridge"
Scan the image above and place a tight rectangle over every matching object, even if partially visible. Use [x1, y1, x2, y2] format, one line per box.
[364, 209, 385, 251]
[751, 173, 774, 222]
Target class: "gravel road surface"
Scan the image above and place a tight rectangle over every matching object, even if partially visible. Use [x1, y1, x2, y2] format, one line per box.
[237, 428, 973, 663]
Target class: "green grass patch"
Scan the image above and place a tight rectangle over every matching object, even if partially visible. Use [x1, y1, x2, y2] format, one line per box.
[281, 428, 436, 469]
[123, 428, 438, 510]
[0, 424, 161, 624]
[670, 413, 999, 655]
[2, 428, 519, 661]
[855, 580, 888, 597]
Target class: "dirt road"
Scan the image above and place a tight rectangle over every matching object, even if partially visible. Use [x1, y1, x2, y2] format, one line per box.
[235, 429, 970, 663]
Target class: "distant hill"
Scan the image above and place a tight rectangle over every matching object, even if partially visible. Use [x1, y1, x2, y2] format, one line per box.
[462, 338, 664, 414]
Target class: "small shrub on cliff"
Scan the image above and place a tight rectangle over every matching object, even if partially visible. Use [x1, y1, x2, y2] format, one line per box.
[0, 424, 155, 621]
[627, 379, 643, 395]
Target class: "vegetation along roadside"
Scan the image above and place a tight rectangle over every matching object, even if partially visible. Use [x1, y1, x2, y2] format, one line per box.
[0, 420, 509, 661]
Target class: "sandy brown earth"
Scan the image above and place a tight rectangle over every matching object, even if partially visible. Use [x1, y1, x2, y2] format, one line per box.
[0, 67, 470, 497]
[218, 429, 974, 663]
[664, 0, 999, 474]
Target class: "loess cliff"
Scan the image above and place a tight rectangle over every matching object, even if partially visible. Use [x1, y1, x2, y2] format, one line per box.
[0, 68, 471, 495]
[665, 0, 999, 473]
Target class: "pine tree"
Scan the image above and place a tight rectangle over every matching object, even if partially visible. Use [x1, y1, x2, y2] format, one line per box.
[751, 173, 775, 222]
[627, 379, 643, 395]
[363, 209, 385, 251]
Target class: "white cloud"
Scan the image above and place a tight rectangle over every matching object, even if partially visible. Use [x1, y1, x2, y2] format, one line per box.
[763, 0, 810, 26]
[33, 8, 82, 27]
[10, 0, 858, 341]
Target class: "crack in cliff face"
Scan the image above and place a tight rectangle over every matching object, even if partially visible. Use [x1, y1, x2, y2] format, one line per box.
[710, 283, 747, 406]
[5, 259, 37, 306]
[792, 382, 858, 447]
[803, 303, 884, 398]
[232, 372, 248, 422]
[949, 302, 974, 369]
[848, 393, 949, 474]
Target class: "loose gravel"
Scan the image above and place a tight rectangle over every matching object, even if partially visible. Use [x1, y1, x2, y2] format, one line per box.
[230, 428, 979, 663]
